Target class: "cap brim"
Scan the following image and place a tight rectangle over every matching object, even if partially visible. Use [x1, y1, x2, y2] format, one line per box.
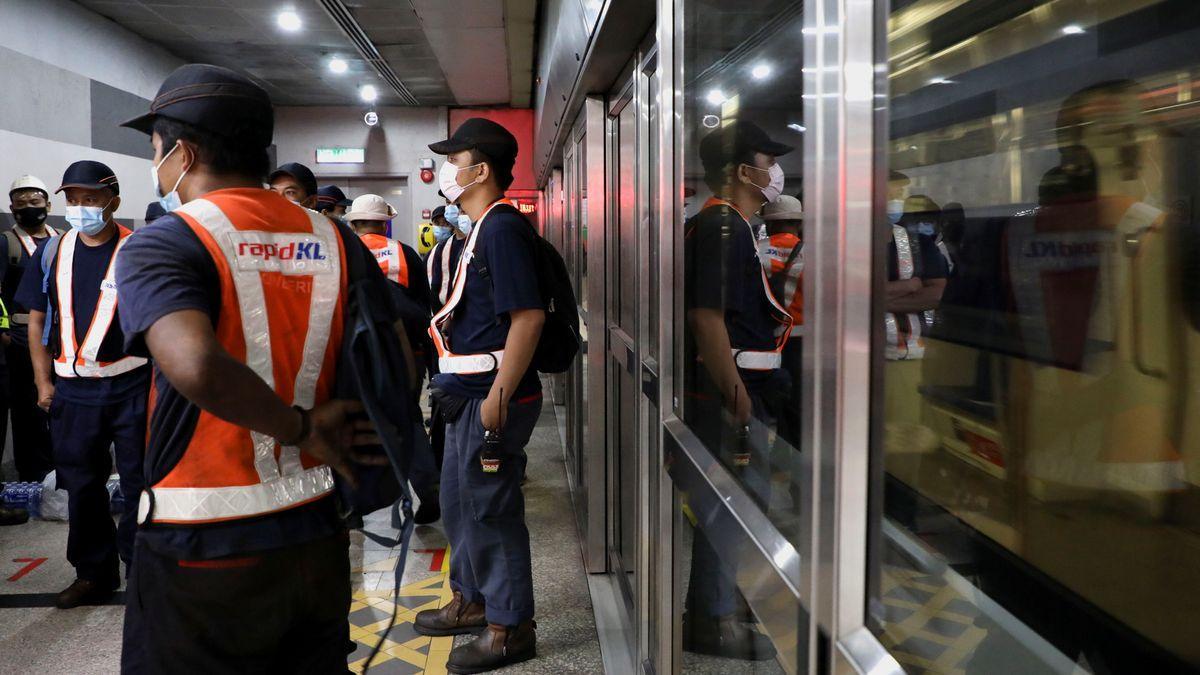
[428, 139, 472, 155]
[55, 182, 116, 194]
[120, 111, 156, 135]
[757, 139, 795, 157]
[343, 211, 390, 222]
[337, 199, 353, 207]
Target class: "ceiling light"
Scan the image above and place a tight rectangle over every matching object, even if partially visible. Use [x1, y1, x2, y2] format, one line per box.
[787, 123, 806, 133]
[706, 89, 727, 106]
[928, 76, 954, 85]
[751, 63, 772, 80]
[360, 84, 378, 103]
[328, 57, 348, 74]
[276, 10, 302, 32]
[702, 114, 720, 128]
[1061, 24, 1085, 35]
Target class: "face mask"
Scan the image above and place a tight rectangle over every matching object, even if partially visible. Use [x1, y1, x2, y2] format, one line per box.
[65, 201, 112, 236]
[151, 142, 188, 212]
[745, 163, 786, 203]
[433, 225, 452, 243]
[886, 199, 905, 224]
[916, 221, 935, 236]
[13, 206, 47, 228]
[443, 204, 473, 237]
[438, 161, 483, 204]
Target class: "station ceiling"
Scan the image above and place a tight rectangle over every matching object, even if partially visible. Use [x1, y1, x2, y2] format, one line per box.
[73, 0, 538, 108]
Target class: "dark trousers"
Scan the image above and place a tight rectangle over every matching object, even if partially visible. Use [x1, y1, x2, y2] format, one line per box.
[408, 395, 439, 501]
[121, 531, 352, 674]
[6, 341, 52, 482]
[442, 395, 541, 626]
[48, 395, 146, 583]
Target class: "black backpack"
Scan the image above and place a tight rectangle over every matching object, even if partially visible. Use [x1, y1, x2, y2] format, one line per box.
[490, 204, 580, 373]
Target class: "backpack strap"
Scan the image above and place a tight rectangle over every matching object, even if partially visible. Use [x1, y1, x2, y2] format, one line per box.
[2, 230, 19, 266]
[38, 233, 64, 346]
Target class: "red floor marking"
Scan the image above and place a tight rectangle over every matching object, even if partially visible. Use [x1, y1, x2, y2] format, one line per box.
[8, 558, 47, 582]
[416, 548, 446, 572]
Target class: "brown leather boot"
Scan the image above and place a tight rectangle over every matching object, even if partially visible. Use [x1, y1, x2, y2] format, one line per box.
[446, 621, 536, 674]
[414, 590, 487, 636]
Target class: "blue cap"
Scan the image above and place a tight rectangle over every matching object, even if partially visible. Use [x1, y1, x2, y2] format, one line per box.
[145, 201, 167, 221]
[315, 185, 349, 209]
[121, 64, 273, 148]
[56, 160, 119, 196]
[269, 162, 317, 197]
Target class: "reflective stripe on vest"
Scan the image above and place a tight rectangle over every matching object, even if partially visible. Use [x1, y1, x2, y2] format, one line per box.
[362, 233, 409, 287]
[16, 226, 57, 257]
[885, 225, 925, 360]
[53, 227, 147, 378]
[139, 197, 342, 524]
[427, 238, 455, 306]
[428, 199, 515, 375]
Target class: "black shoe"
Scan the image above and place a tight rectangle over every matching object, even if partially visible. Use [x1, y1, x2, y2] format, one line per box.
[414, 499, 441, 525]
[55, 578, 115, 609]
[446, 621, 536, 674]
[415, 590, 487, 637]
[682, 613, 776, 661]
[0, 506, 29, 526]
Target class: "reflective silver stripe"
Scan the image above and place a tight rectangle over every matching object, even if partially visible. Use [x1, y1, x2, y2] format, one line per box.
[439, 350, 504, 375]
[905, 313, 924, 359]
[15, 227, 57, 257]
[780, 248, 803, 316]
[892, 225, 914, 280]
[282, 210, 341, 475]
[55, 230, 79, 373]
[386, 240, 402, 283]
[11, 313, 29, 324]
[138, 465, 334, 524]
[733, 350, 782, 370]
[57, 356, 147, 379]
[178, 200, 281, 484]
[884, 312, 902, 360]
[79, 235, 132, 363]
[439, 240, 452, 305]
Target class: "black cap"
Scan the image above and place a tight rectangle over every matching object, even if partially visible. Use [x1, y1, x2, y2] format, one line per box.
[431, 205, 446, 221]
[315, 185, 348, 209]
[699, 120, 793, 173]
[429, 118, 517, 185]
[145, 201, 167, 222]
[269, 162, 318, 197]
[121, 63, 273, 148]
[56, 160, 119, 196]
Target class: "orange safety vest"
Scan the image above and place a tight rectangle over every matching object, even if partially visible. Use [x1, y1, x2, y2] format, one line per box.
[758, 232, 804, 334]
[138, 191, 347, 525]
[696, 197, 794, 370]
[13, 225, 58, 257]
[428, 199, 515, 375]
[360, 232, 409, 287]
[52, 226, 147, 378]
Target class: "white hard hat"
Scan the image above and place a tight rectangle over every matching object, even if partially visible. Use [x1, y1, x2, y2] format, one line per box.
[344, 194, 396, 222]
[762, 194, 803, 221]
[9, 175, 49, 199]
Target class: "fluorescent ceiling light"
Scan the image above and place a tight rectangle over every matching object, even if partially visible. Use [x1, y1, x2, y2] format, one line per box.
[751, 63, 772, 80]
[787, 123, 806, 133]
[706, 89, 727, 106]
[329, 57, 348, 74]
[1061, 24, 1085, 35]
[360, 84, 378, 102]
[277, 10, 302, 32]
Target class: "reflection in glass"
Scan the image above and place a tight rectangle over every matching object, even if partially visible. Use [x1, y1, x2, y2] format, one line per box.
[872, 1, 1200, 672]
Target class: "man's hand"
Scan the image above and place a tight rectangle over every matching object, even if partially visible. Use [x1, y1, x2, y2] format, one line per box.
[36, 381, 54, 412]
[481, 387, 507, 432]
[726, 383, 753, 426]
[297, 400, 387, 486]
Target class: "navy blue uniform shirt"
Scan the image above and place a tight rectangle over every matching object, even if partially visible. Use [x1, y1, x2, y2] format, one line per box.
[431, 205, 543, 400]
[16, 230, 149, 405]
[684, 201, 785, 391]
[115, 212, 346, 560]
[2, 230, 58, 348]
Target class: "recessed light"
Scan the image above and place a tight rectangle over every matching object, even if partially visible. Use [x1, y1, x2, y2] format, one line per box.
[360, 84, 378, 103]
[928, 76, 953, 85]
[1061, 24, 1085, 35]
[329, 57, 348, 74]
[751, 63, 772, 80]
[787, 123, 806, 133]
[277, 10, 302, 32]
[702, 114, 720, 128]
[706, 89, 727, 106]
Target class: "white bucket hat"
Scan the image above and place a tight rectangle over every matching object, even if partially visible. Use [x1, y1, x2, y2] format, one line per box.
[344, 194, 396, 221]
[762, 194, 803, 221]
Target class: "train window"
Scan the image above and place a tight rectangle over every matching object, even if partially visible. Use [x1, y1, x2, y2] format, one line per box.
[674, 0, 804, 668]
[870, 1, 1200, 672]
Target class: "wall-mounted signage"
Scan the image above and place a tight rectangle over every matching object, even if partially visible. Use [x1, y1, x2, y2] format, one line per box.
[316, 147, 365, 164]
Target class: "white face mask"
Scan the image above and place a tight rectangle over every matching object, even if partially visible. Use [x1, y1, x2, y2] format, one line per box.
[438, 161, 483, 204]
[745, 163, 786, 203]
[151, 142, 188, 212]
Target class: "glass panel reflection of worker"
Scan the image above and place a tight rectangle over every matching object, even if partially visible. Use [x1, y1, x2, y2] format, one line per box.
[680, 119, 794, 661]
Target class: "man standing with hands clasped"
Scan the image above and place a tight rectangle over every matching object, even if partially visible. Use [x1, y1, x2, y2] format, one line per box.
[414, 118, 546, 673]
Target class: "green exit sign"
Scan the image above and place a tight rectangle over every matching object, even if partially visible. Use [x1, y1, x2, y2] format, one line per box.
[315, 147, 365, 164]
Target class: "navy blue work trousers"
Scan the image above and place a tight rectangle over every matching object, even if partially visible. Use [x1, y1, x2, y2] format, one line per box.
[48, 394, 146, 584]
[441, 394, 541, 626]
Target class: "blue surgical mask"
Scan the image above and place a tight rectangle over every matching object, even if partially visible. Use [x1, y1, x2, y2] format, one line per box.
[886, 199, 905, 224]
[433, 225, 452, 243]
[65, 202, 112, 236]
[917, 221, 935, 236]
[151, 141, 188, 212]
[444, 204, 473, 236]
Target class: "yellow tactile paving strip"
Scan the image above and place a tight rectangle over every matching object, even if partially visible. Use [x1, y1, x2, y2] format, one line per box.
[348, 550, 455, 674]
[878, 565, 987, 675]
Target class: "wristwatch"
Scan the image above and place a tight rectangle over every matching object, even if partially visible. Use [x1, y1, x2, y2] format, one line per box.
[279, 406, 311, 447]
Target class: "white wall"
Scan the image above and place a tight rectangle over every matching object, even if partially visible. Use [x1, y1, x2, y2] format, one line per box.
[273, 106, 448, 246]
[0, 0, 184, 227]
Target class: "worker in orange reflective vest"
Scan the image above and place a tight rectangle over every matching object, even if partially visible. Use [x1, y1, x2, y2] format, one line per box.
[758, 194, 804, 451]
[18, 161, 149, 610]
[345, 193, 440, 524]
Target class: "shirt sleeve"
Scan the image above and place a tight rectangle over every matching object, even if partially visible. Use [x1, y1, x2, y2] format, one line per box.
[685, 210, 741, 313]
[481, 214, 543, 317]
[115, 215, 219, 357]
[15, 243, 48, 314]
